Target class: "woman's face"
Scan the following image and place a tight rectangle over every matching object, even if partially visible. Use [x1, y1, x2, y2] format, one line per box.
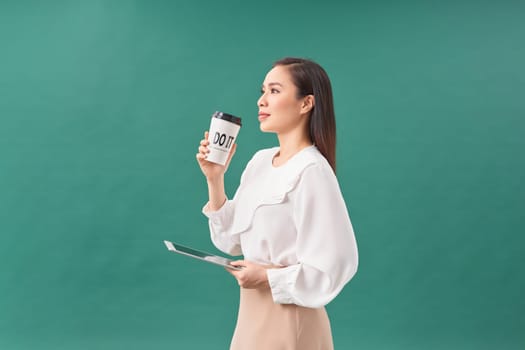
[257, 65, 310, 134]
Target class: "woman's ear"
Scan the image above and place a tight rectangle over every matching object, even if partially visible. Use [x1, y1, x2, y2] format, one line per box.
[300, 95, 315, 114]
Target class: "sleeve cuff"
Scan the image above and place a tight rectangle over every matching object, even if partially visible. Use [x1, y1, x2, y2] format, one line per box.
[202, 200, 232, 222]
[267, 265, 300, 305]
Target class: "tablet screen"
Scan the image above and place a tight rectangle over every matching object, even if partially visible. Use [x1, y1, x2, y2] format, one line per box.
[164, 240, 241, 270]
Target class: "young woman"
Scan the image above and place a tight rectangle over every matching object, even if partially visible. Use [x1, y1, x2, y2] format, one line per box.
[196, 57, 358, 350]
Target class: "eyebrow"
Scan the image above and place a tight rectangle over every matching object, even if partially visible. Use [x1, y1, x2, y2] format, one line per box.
[262, 82, 283, 88]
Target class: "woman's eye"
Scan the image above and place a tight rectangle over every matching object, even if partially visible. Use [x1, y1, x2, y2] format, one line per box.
[260, 88, 280, 94]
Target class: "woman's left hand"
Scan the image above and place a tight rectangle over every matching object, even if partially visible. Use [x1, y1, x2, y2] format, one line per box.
[227, 260, 281, 289]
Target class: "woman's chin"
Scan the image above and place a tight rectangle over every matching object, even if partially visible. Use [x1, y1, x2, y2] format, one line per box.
[259, 123, 273, 133]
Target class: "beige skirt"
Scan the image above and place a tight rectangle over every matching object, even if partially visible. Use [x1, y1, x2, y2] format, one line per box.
[229, 287, 334, 350]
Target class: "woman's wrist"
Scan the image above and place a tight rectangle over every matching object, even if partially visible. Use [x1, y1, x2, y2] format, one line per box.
[206, 174, 224, 186]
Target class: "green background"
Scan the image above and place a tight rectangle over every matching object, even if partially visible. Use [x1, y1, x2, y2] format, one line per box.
[1, 0, 524, 349]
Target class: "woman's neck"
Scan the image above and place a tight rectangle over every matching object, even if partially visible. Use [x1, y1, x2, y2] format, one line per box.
[273, 132, 313, 167]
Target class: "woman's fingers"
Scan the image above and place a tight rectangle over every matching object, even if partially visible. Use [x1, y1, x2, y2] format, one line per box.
[198, 131, 210, 155]
[230, 260, 246, 267]
[226, 260, 272, 289]
[198, 145, 209, 154]
[226, 260, 245, 277]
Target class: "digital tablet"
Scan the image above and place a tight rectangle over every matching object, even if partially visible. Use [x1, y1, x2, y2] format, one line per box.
[163, 240, 242, 270]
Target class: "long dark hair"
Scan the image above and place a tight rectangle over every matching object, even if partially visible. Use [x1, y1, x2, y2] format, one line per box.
[273, 57, 337, 172]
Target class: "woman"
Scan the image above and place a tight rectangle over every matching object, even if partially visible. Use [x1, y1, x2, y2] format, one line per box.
[196, 57, 358, 350]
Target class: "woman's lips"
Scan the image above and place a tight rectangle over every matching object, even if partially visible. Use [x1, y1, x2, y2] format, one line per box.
[258, 113, 270, 122]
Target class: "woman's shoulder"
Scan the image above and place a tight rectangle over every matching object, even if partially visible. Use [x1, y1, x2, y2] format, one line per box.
[288, 145, 334, 175]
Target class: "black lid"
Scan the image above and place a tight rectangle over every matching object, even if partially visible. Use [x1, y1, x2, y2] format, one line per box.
[212, 111, 242, 126]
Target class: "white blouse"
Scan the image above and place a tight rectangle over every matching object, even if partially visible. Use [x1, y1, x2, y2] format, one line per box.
[203, 145, 358, 308]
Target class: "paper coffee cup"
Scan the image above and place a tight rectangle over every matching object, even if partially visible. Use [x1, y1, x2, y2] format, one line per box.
[207, 111, 242, 165]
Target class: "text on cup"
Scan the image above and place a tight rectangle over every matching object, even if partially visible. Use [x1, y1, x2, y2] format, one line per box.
[213, 132, 235, 149]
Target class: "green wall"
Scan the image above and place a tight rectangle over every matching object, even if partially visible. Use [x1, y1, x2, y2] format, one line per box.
[1, 0, 524, 349]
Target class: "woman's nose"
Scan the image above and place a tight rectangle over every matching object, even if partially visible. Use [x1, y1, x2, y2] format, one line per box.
[257, 93, 267, 107]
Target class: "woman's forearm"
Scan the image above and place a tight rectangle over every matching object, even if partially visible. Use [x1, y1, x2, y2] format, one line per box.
[206, 175, 227, 211]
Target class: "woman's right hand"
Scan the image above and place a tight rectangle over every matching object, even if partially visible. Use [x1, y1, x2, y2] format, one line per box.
[196, 131, 237, 180]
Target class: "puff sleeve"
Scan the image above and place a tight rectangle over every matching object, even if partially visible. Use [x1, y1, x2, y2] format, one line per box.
[202, 197, 242, 256]
[266, 163, 358, 308]
[201, 153, 259, 256]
